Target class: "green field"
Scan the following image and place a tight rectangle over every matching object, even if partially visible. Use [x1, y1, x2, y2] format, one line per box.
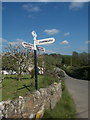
[1, 74, 76, 118]
[2, 74, 59, 101]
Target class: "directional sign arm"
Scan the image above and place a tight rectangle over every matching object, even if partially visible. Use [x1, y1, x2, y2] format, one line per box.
[37, 46, 45, 52]
[34, 38, 55, 45]
[22, 42, 34, 50]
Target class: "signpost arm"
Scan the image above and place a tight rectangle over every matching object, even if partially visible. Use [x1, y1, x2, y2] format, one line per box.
[34, 49, 38, 90]
[22, 31, 55, 90]
[31, 31, 55, 90]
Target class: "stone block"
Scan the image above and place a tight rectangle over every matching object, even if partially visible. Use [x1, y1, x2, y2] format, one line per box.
[1, 81, 62, 119]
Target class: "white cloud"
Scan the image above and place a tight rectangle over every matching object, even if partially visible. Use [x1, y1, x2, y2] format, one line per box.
[0, 38, 25, 46]
[8, 42, 18, 45]
[8, 38, 25, 46]
[45, 49, 55, 53]
[44, 29, 59, 35]
[16, 38, 25, 42]
[22, 3, 40, 12]
[69, 2, 85, 10]
[8, 42, 23, 48]
[60, 40, 69, 45]
[64, 32, 70, 36]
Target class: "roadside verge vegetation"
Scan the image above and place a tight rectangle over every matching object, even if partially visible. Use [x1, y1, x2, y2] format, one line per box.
[43, 79, 76, 118]
[62, 66, 89, 80]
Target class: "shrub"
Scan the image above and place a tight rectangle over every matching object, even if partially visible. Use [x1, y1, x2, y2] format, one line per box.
[64, 66, 90, 80]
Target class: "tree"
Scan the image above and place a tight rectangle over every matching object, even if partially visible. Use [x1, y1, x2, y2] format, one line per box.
[78, 52, 88, 66]
[72, 51, 79, 66]
[62, 55, 71, 66]
[4, 43, 33, 80]
[2, 53, 17, 71]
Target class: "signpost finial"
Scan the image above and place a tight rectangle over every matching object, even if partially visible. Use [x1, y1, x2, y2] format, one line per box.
[32, 31, 37, 40]
[22, 30, 55, 90]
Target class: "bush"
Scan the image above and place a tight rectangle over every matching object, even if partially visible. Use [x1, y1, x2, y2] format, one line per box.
[61, 79, 65, 91]
[43, 84, 76, 118]
[64, 66, 90, 80]
[39, 74, 59, 88]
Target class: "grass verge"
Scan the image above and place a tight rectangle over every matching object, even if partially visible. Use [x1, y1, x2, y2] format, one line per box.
[43, 81, 76, 118]
[2, 74, 59, 101]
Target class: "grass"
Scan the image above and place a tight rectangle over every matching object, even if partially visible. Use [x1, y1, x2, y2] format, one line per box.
[2, 74, 59, 101]
[43, 81, 76, 118]
[0, 74, 2, 101]
[2, 74, 76, 118]
[2, 74, 42, 101]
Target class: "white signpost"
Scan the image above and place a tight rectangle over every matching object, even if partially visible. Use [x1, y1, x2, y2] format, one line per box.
[22, 42, 45, 52]
[37, 46, 45, 52]
[22, 42, 34, 50]
[32, 31, 37, 40]
[22, 31, 55, 90]
[34, 38, 55, 45]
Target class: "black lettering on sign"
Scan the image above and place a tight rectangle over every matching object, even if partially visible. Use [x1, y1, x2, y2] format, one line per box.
[24, 43, 33, 47]
[39, 39, 53, 43]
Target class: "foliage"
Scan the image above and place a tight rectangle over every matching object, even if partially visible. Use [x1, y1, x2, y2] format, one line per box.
[2, 44, 33, 80]
[62, 52, 88, 67]
[72, 51, 80, 66]
[61, 52, 89, 80]
[62, 55, 71, 66]
[43, 83, 76, 118]
[64, 66, 89, 80]
[2, 54, 17, 71]
[39, 74, 59, 89]
[37, 53, 62, 74]
[61, 78, 65, 91]
[72, 52, 88, 67]
[2, 50, 89, 81]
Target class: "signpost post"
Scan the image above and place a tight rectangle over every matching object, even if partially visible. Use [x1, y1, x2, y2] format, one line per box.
[32, 31, 38, 90]
[22, 31, 55, 90]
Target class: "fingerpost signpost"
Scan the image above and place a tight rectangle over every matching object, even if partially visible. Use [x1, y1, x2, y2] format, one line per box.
[22, 31, 55, 90]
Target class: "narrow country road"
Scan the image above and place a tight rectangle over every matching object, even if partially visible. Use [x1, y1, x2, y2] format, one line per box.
[64, 71, 89, 118]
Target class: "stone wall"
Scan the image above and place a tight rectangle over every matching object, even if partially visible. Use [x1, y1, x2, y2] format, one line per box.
[0, 81, 62, 119]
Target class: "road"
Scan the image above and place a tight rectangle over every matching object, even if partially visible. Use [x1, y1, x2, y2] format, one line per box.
[64, 71, 89, 118]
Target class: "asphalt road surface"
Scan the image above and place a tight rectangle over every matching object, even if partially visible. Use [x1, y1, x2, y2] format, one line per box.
[64, 72, 89, 118]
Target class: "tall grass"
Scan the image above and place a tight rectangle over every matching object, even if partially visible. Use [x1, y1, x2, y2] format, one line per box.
[43, 81, 76, 118]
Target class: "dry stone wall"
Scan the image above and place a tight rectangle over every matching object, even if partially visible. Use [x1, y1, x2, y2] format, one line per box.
[0, 81, 62, 119]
